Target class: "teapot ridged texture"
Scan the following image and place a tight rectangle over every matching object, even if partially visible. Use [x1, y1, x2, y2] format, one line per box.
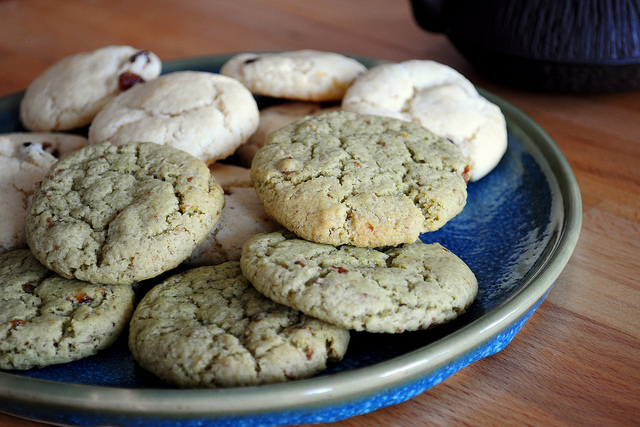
[413, 0, 640, 63]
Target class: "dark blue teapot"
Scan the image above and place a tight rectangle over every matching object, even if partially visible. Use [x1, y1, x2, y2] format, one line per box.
[410, 0, 640, 92]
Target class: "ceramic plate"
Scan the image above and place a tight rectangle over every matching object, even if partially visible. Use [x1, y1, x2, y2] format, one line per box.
[0, 54, 581, 427]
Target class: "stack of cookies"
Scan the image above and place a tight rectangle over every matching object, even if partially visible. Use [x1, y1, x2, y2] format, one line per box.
[222, 50, 483, 334]
[1, 47, 505, 389]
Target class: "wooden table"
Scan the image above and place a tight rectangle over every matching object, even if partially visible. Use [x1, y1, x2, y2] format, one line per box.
[1, 1, 638, 426]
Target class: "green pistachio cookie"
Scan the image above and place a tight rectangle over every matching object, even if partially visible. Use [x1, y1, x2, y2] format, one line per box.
[240, 230, 478, 333]
[128, 262, 350, 388]
[250, 111, 469, 247]
[26, 142, 224, 285]
[0, 250, 136, 370]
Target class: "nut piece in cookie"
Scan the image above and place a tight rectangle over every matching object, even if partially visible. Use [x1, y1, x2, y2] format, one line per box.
[26, 142, 225, 285]
[20, 45, 161, 132]
[342, 59, 507, 181]
[220, 50, 366, 102]
[240, 230, 478, 333]
[250, 111, 469, 247]
[0, 250, 136, 370]
[0, 132, 88, 253]
[88, 71, 259, 165]
[128, 262, 350, 388]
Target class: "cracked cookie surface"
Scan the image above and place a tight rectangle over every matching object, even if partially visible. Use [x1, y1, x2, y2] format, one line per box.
[250, 111, 469, 247]
[20, 45, 161, 132]
[0, 132, 88, 253]
[88, 71, 259, 165]
[128, 261, 350, 388]
[341, 59, 507, 181]
[220, 50, 366, 102]
[26, 142, 224, 285]
[0, 249, 136, 370]
[240, 230, 478, 333]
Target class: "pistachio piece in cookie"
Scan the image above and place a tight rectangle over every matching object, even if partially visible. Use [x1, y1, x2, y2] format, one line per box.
[26, 142, 224, 285]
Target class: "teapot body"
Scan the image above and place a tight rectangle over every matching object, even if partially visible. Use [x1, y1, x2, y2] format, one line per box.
[410, 0, 640, 92]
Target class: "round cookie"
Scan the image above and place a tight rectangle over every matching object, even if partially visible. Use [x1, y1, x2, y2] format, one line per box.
[184, 164, 280, 266]
[26, 142, 224, 285]
[20, 45, 161, 132]
[240, 230, 478, 333]
[128, 262, 350, 388]
[0, 132, 88, 253]
[236, 101, 340, 167]
[0, 250, 136, 370]
[88, 71, 259, 165]
[220, 50, 366, 102]
[250, 111, 469, 248]
[341, 59, 507, 181]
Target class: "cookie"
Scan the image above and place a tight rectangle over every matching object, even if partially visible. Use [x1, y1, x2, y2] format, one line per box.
[0, 132, 88, 253]
[220, 50, 366, 102]
[184, 164, 280, 266]
[240, 230, 478, 333]
[26, 142, 224, 285]
[0, 250, 136, 370]
[236, 101, 340, 167]
[341, 59, 507, 181]
[128, 262, 350, 388]
[250, 111, 469, 248]
[207, 162, 253, 188]
[88, 71, 259, 165]
[20, 45, 161, 132]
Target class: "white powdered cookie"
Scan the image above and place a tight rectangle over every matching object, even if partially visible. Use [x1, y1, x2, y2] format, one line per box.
[236, 101, 340, 167]
[20, 46, 161, 132]
[88, 71, 259, 165]
[184, 164, 280, 266]
[0, 132, 88, 253]
[220, 50, 366, 102]
[341, 60, 507, 181]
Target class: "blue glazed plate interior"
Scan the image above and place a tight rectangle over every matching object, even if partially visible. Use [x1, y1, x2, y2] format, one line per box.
[0, 54, 581, 426]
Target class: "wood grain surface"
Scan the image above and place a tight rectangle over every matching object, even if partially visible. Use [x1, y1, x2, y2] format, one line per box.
[1, 1, 639, 426]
